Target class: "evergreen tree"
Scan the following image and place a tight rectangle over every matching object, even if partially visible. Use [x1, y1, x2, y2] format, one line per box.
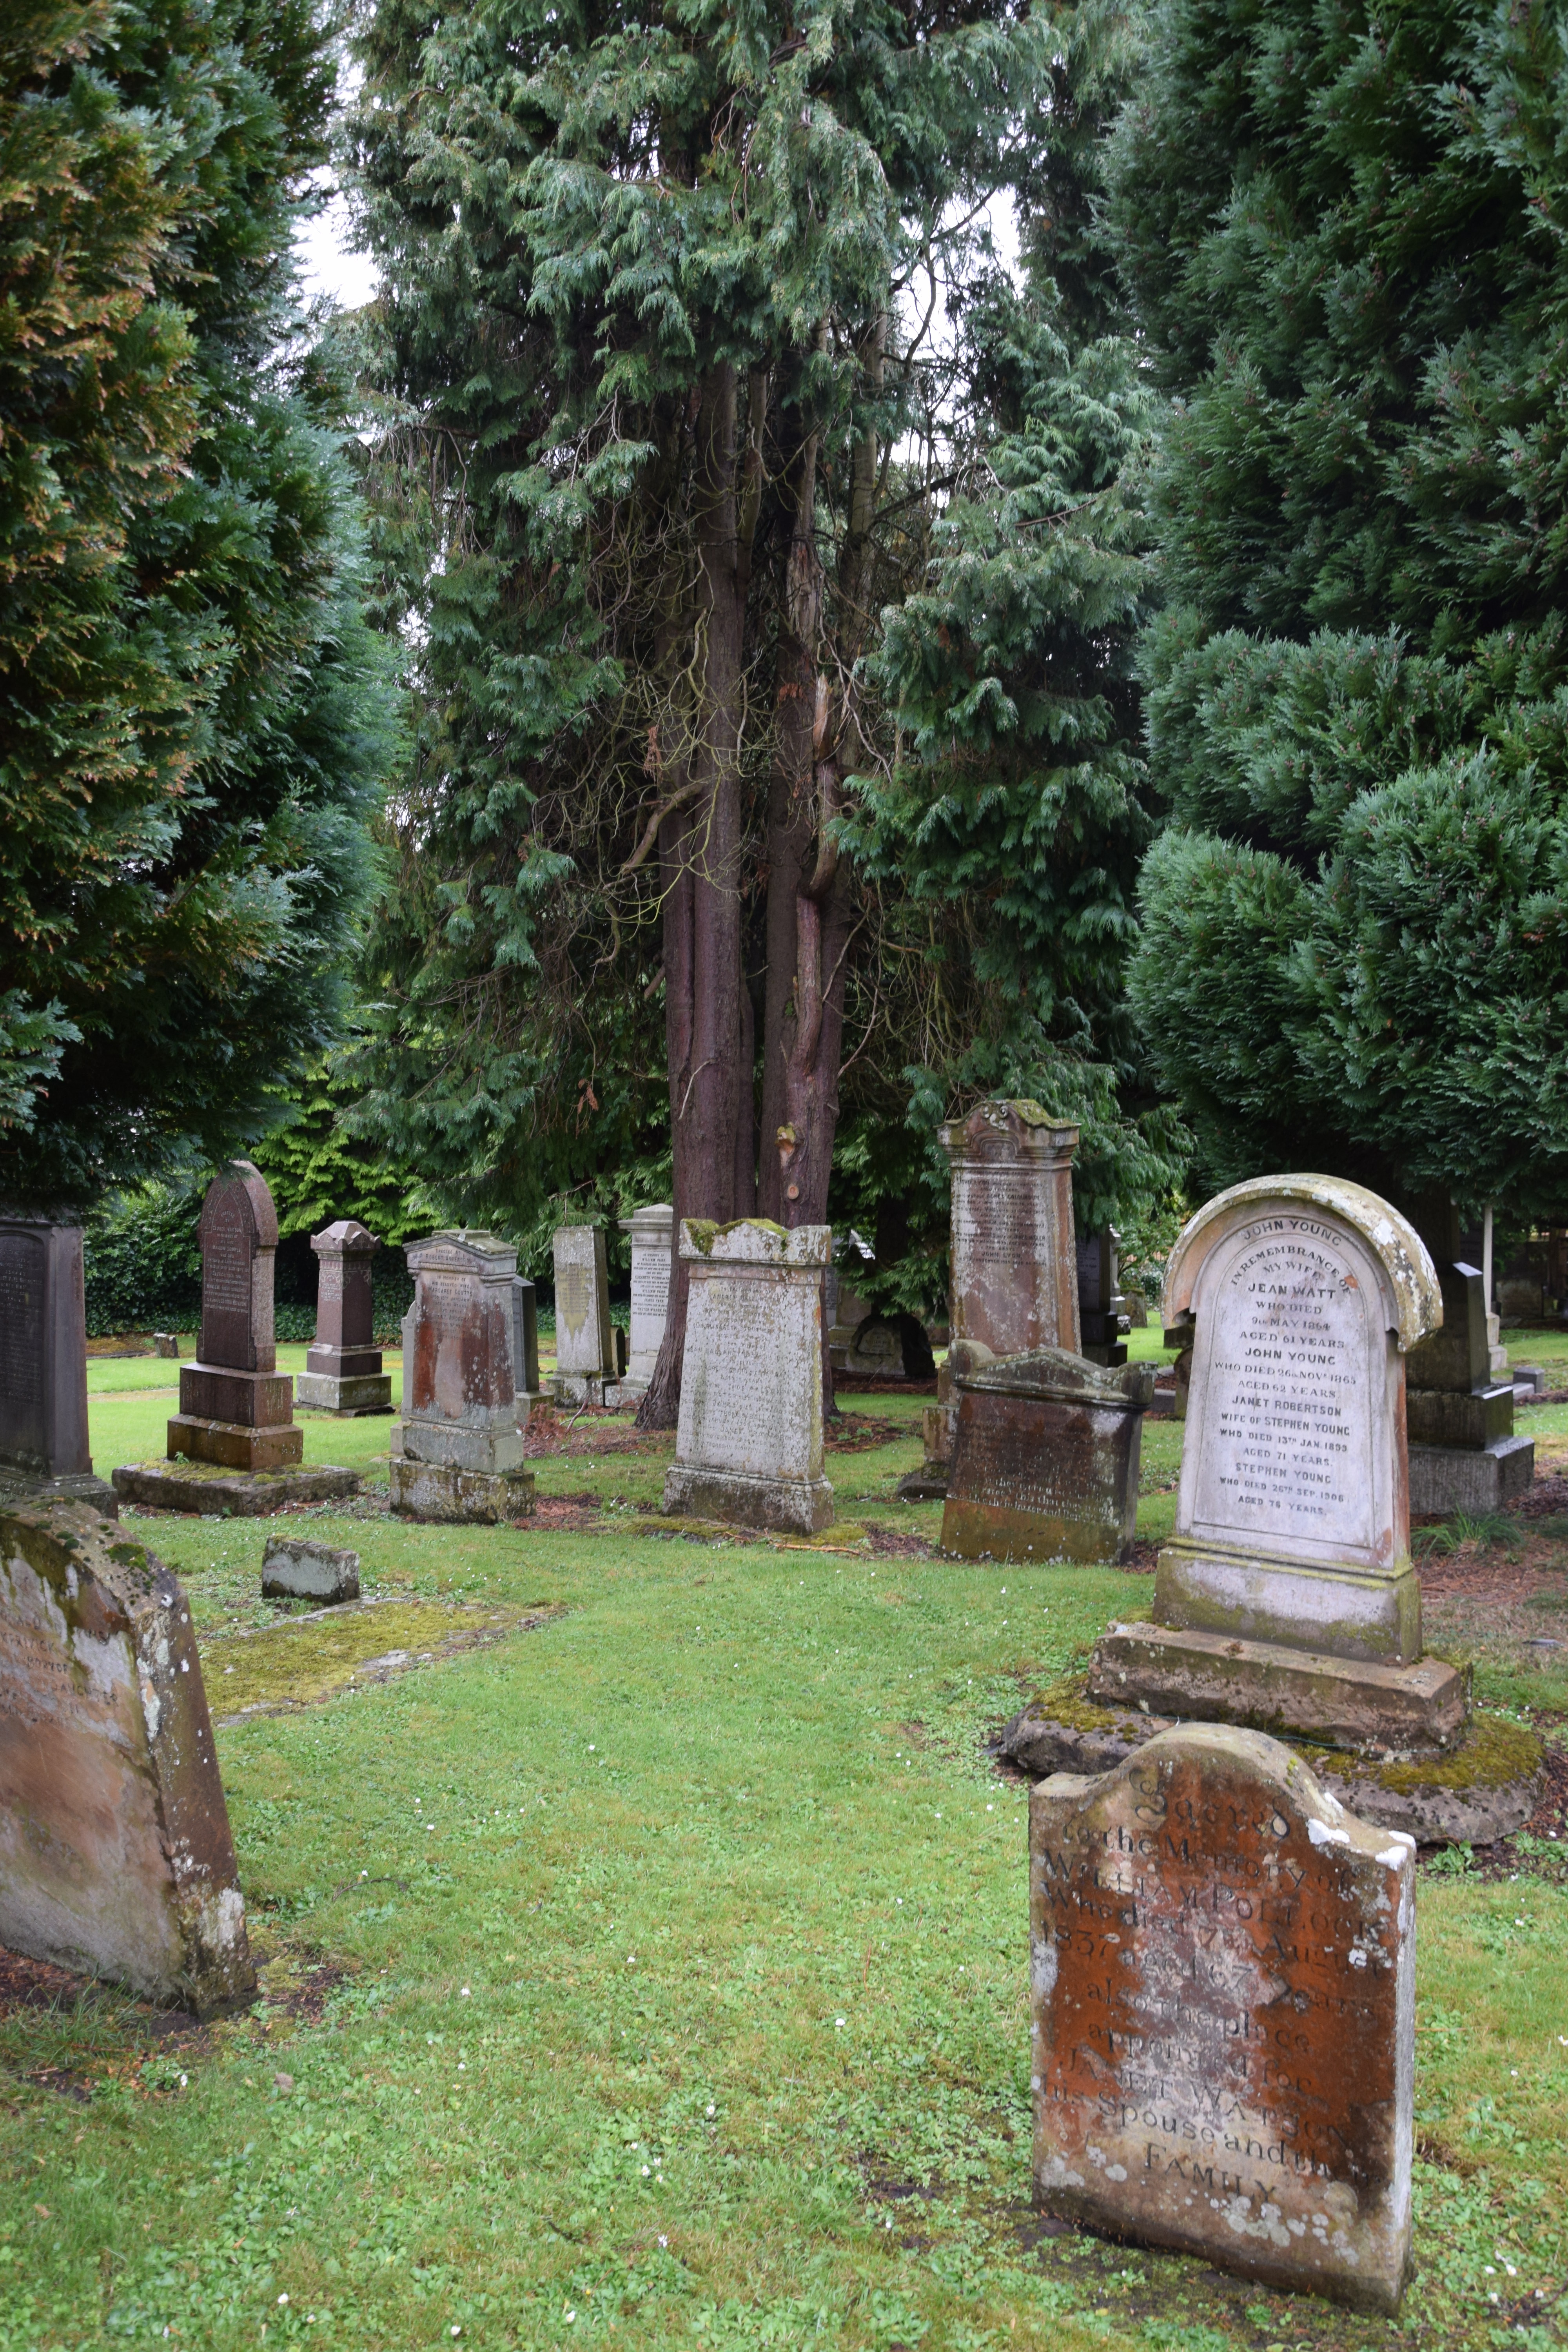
[0, 0, 393, 1209]
[1113, 0, 1568, 1220]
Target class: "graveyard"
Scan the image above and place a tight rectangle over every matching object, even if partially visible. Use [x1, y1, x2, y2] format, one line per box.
[0, 1289, 1559, 2349]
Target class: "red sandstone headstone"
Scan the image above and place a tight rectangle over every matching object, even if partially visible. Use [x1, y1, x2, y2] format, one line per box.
[1030, 1722, 1414, 2314]
[296, 1220, 392, 1416]
[0, 1502, 255, 2013]
[0, 1218, 116, 1515]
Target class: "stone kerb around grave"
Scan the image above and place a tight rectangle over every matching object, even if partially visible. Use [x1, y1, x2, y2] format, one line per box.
[1030, 1723, 1414, 2314]
[663, 1219, 833, 1535]
[1153, 1176, 1441, 1663]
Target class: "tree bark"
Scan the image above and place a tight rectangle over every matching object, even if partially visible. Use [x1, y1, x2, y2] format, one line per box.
[638, 363, 750, 1428]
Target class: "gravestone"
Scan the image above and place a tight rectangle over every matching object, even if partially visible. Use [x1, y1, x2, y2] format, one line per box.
[1087, 1176, 1468, 1754]
[901, 1101, 1080, 1499]
[1404, 1261, 1532, 1514]
[1077, 1227, 1130, 1367]
[296, 1220, 392, 1416]
[512, 1276, 543, 1425]
[0, 1217, 116, 1516]
[663, 1220, 833, 1534]
[390, 1231, 536, 1523]
[261, 1535, 360, 1603]
[942, 1347, 1152, 1563]
[167, 1163, 302, 1473]
[1031, 1723, 1413, 2314]
[0, 1501, 255, 2013]
[550, 1225, 621, 1404]
[611, 1203, 673, 1401]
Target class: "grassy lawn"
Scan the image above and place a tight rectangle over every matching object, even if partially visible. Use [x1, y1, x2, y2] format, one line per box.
[0, 1385, 1561, 2349]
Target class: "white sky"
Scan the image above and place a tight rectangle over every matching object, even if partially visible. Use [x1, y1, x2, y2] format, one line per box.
[296, 178, 379, 311]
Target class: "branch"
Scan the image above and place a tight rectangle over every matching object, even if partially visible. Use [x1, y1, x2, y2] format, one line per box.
[619, 777, 704, 877]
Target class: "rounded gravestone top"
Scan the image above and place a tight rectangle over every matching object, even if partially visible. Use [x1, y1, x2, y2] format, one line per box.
[1162, 1175, 1441, 1352]
[200, 1161, 278, 1252]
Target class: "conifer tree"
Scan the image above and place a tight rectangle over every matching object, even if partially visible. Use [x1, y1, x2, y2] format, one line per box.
[1113, 0, 1568, 1220]
[0, 0, 392, 1209]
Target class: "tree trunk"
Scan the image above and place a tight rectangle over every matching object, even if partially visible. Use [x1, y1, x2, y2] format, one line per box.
[637, 364, 750, 1429]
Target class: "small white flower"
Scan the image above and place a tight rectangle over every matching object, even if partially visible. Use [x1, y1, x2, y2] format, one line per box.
[835, 2016, 846, 2029]
[705, 2103, 715, 2116]
[657, 2234, 668, 2248]
[279, 2294, 290, 2306]
[626, 1954, 636, 1965]
[452, 2328, 462, 2338]
[565, 2311, 576, 2323]
[460, 1986, 470, 1997]
[642, 2164, 650, 2176]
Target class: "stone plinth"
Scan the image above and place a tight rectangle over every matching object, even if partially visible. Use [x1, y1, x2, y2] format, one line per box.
[942, 1347, 1152, 1564]
[902, 1101, 1081, 1500]
[261, 1536, 360, 1602]
[0, 1218, 116, 1516]
[551, 1225, 616, 1402]
[167, 1165, 302, 1474]
[1084, 1178, 1468, 1753]
[1077, 1226, 1130, 1368]
[392, 1230, 531, 1523]
[111, 1461, 359, 1516]
[0, 1503, 255, 2014]
[619, 1203, 673, 1391]
[663, 1220, 833, 1534]
[296, 1219, 391, 1416]
[1031, 1724, 1413, 2314]
[1405, 1263, 1532, 1512]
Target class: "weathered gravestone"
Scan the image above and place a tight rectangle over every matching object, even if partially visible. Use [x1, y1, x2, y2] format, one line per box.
[512, 1275, 543, 1425]
[115, 1165, 358, 1514]
[900, 1101, 1081, 1500]
[1087, 1177, 1468, 1754]
[0, 1501, 256, 2013]
[618, 1203, 673, 1396]
[391, 1232, 536, 1523]
[1077, 1227, 1130, 1368]
[296, 1220, 392, 1416]
[550, 1225, 622, 1404]
[0, 1216, 116, 1515]
[663, 1220, 833, 1534]
[1031, 1724, 1414, 2314]
[261, 1535, 360, 1603]
[1403, 1238, 1532, 1512]
[941, 1347, 1153, 1563]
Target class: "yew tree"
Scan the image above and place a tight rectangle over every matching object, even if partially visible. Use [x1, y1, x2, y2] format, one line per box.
[349, 0, 1051, 1416]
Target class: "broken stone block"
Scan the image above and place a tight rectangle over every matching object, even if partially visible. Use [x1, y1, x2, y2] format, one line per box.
[260, 1537, 360, 1603]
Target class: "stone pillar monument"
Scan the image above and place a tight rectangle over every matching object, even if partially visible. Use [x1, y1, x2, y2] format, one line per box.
[0, 1216, 115, 1515]
[296, 1220, 392, 1416]
[550, 1225, 622, 1404]
[900, 1100, 1080, 1499]
[390, 1231, 536, 1522]
[167, 1164, 302, 1472]
[616, 1202, 673, 1399]
[663, 1220, 833, 1534]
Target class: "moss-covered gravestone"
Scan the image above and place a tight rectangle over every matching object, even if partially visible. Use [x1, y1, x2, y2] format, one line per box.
[0, 1503, 254, 2013]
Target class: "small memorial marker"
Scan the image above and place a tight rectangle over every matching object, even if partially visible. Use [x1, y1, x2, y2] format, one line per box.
[391, 1231, 535, 1523]
[296, 1220, 392, 1416]
[0, 1218, 115, 1515]
[1031, 1723, 1414, 2314]
[663, 1220, 833, 1534]
[0, 1501, 255, 2013]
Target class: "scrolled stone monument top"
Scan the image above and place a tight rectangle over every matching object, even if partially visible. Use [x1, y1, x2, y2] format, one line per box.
[1162, 1175, 1442, 1356]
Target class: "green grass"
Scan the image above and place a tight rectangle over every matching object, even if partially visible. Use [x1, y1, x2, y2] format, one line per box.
[0, 1390, 1553, 2349]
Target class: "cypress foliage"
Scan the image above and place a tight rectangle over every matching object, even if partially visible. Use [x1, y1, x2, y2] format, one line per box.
[1113, 0, 1568, 1216]
[0, 0, 394, 1208]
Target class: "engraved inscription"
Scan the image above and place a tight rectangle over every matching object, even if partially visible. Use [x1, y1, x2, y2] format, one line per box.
[556, 1260, 591, 1343]
[0, 1235, 45, 1423]
[630, 1248, 670, 1338]
[202, 1192, 253, 1315]
[1188, 1218, 1376, 1559]
[956, 1171, 1049, 1269]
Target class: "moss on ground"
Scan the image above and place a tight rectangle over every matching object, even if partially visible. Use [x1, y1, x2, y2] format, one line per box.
[203, 1597, 562, 1720]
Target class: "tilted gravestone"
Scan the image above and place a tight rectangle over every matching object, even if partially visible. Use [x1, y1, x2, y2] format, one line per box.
[0, 1502, 255, 2013]
[550, 1225, 621, 1403]
[296, 1220, 392, 1416]
[167, 1163, 302, 1473]
[1031, 1723, 1414, 2313]
[902, 1100, 1081, 1499]
[1089, 1176, 1468, 1755]
[619, 1203, 673, 1394]
[391, 1232, 535, 1523]
[663, 1220, 833, 1534]
[0, 1217, 116, 1515]
[942, 1347, 1153, 1563]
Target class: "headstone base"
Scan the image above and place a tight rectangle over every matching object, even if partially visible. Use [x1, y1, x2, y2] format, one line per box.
[396, 1421, 526, 1474]
[898, 1400, 955, 1499]
[1408, 1433, 1534, 1515]
[550, 1372, 616, 1408]
[1087, 1621, 1470, 1753]
[662, 1463, 834, 1536]
[261, 1537, 360, 1601]
[112, 1461, 359, 1516]
[388, 1453, 535, 1524]
[1000, 1679, 1542, 1847]
[167, 1414, 304, 1472]
[896, 1464, 951, 1502]
[0, 1466, 118, 1520]
[295, 1371, 393, 1416]
[1155, 1538, 1422, 1665]
[601, 1376, 648, 1410]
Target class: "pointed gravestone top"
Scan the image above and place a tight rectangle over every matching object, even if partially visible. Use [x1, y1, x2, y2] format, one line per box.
[197, 1162, 279, 1376]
